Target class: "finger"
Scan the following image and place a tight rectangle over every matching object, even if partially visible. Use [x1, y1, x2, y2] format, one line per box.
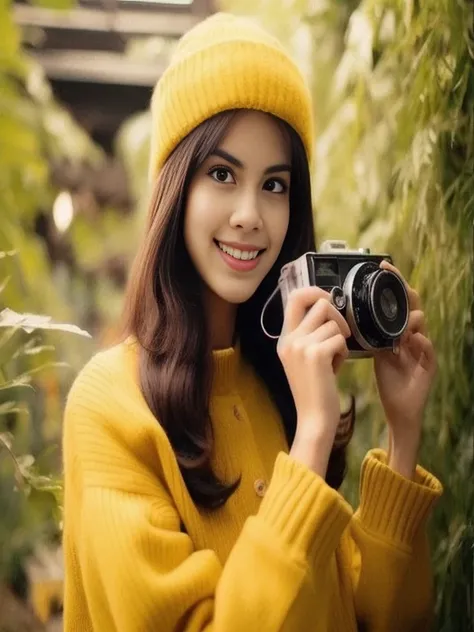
[333, 349, 348, 375]
[379, 258, 401, 276]
[309, 333, 349, 373]
[327, 334, 350, 374]
[298, 298, 351, 339]
[402, 309, 426, 338]
[407, 287, 421, 311]
[380, 260, 421, 310]
[282, 286, 331, 334]
[408, 332, 437, 374]
[305, 319, 343, 343]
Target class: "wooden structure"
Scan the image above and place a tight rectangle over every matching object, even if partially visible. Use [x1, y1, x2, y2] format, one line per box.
[14, 0, 214, 152]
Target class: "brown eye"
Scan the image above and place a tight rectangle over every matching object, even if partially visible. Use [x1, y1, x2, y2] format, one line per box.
[209, 167, 235, 184]
[264, 179, 287, 193]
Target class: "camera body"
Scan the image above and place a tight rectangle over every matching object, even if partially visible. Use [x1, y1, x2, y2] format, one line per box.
[278, 240, 409, 358]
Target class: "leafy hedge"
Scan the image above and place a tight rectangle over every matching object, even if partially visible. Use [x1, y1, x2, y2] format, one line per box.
[0, 0, 96, 600]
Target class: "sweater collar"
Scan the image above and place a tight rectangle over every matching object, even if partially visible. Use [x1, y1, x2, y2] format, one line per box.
[212, 343, 241, 395]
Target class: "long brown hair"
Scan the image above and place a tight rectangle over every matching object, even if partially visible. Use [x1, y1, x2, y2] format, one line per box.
[121, 110, 354, 509]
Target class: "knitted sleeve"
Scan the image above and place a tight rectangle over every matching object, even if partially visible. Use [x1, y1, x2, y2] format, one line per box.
[343, 449, 443, 632]
[63, 364, 353, 632]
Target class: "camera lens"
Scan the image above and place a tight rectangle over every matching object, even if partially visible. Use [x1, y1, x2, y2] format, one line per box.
[342, 261, 409, 351]
[369, 270, 409, 338]
[380, 287, 398, 321]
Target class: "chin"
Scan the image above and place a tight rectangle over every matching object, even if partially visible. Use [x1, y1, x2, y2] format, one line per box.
[213, 283, 260, 305]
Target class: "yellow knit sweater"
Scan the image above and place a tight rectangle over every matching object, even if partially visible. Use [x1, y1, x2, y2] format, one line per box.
[62, 338, 443, 631]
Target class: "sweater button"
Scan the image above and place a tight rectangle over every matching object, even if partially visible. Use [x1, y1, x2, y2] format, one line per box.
[233, 405, 242, 421]
[254, 479, 267, 497]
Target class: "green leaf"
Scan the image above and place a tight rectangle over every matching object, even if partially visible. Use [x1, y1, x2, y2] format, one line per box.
[30, 0, 75, 9]
[13, 344, 55, 358]
[15, 361, 70, 380]
[0, 276, 11, 294]
[0, 250, 17, 259]
[0, 375, 34, 392]
[0, 308, 92, 338]
[0, 431, 13, 451]
[0, 401, 25, 416]
[17, 454, 35, 472]
[0, 5, 21, 61]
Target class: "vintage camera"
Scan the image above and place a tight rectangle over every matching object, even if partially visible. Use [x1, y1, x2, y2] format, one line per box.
[278, 240, 409, 358]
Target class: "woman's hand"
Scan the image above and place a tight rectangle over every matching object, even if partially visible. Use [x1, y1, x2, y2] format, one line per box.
[374, 260, 437, 478]
[277, 287, 351, 477]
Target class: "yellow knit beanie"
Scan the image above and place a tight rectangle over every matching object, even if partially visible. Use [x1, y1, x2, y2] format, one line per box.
[149, 12, 314, 181]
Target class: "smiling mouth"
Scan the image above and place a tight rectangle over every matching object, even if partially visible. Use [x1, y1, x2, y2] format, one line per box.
[214, 240, 265, 261]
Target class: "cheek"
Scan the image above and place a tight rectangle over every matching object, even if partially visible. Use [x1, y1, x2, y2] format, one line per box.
[270, 205, 290, 252]
[184, 189, 211, 249]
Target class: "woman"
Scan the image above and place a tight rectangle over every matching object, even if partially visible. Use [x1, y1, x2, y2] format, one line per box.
[62, 12, 443, 632]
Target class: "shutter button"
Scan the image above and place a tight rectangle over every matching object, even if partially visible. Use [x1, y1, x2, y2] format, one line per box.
[254, 479, 267, 497]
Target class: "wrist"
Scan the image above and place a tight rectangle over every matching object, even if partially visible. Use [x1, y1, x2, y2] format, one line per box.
[387, 432, 420, 480]
[290, 425, 334, 478]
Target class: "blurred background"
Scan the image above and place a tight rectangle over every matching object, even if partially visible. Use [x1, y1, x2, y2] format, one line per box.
[0, 0, 473, 630]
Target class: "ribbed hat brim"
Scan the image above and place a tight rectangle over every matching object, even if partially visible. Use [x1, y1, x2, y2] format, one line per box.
[149, 39, 313, 181]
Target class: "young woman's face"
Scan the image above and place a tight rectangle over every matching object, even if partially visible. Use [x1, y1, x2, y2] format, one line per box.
[184, 110, 291, 305]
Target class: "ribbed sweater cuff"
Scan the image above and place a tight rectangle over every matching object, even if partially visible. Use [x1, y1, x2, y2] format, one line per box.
[258, 452, 353, 563]
[357, 449, 443, 547]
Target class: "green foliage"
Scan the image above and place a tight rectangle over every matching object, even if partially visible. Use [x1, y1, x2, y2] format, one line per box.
[0, 0, 99, 598]
[0, 291, 91, 583]
[217, 0, 473, 629]
[0, 0, 101, 320]
[116, 110, 152, 222]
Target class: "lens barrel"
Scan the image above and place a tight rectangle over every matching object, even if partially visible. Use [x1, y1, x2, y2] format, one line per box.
[368, 270, 408, 338]
[343, 262, 409, 350]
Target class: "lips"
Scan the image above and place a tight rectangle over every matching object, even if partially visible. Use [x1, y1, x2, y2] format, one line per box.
[214, 240, 264, 272]
[215, 240, 263, 261]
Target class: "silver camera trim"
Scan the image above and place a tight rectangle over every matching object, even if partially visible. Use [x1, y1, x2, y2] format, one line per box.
[320, 239, 371, 255]
[344, 263, 385, 353]
[278, 252, 315, 309]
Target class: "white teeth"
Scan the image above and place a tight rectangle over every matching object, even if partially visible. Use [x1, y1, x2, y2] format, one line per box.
[217, 242, 260, 261]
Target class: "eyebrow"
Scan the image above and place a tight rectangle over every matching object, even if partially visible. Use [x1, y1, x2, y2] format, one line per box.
[210, 148, 291, 175]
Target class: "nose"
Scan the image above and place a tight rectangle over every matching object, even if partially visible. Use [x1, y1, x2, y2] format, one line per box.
[229, 190, 263, 232]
